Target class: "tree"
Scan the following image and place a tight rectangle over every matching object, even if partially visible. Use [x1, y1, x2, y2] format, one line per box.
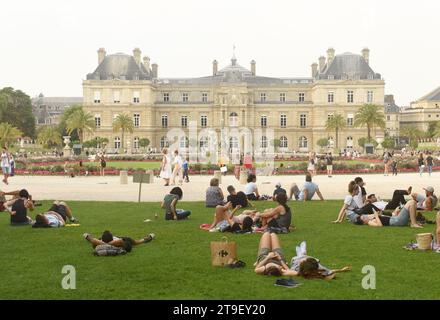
[139, 138, 150, 149]
[65, 108, 95, 143]
[381, 137, 396, 149]
[426, 121, 438, 139]
[271, 138, 281, 150]
[58, 105, 83, 142]
[316, 138, 329, 149]
[358, 137, 378, 148]
[325, 114, 346, 149]
[354, 104, 386, 142]
[400, 125, 422, 149]
[112, 114, 134, 149]
[37, 125, 62, 148]
[0, 123, 23, 148]
[0, 87, 36, 138]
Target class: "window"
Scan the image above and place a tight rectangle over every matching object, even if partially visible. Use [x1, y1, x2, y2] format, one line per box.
[94, 115, 101, 128]
[300, 114, 307, 128]
[367, 91, 373, 103]
[260, 136, 267, 148]
[113, 91, 120, 103]
[200, 136, 208, 149]
[114, 137, 121, 149]
[163, 92, 170, 102]
[133, 91, 140, 103]
[160, 136, 169, 148]
[299, 136, 308, 148]
[181, 115, 188, 128]
[328, 114, 334, 121]
[387, 115, 391, 121]
[229, 112, 238, 127]
[200, 115, 207, 128]
[161, 115, 168, 128]
[180, 136, 189, 148]
[94, 91, 101, 103]
[133, 137, 139, 149]
[280, 93, 286, 102]
[280, 114, 287, 128]
[260, 92, 266, 102]
[299, 92, 305, 102]
[260, 115, 267, 128]
[133, 113, 140, 128]
[347, 136, 354, 148]
[347, 114, 354, 127]
[202, 93, 208, 103]
[182, 93, 189, 102]
[328, 91, 334, 103]
[428, 115, 432, 118]
[347, 90, 354, 103]
[280, 136, 288, 148]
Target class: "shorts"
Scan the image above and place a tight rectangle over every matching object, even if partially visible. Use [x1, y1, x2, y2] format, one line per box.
[257, 247, 286, 264]
[390, 207, 410, 226]
[326, 165, 333, 171]
[346, 211, 360, 224]
[49, 204, 68, 222]
[2, 166, 10, 174]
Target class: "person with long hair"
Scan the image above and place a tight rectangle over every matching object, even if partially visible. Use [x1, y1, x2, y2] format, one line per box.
[161, 187, 191, 220]
[256, 193, 292, 231]
[159, 148, 172, 186]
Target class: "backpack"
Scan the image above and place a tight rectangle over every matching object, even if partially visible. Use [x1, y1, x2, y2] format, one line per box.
[94, 244, 127, 256]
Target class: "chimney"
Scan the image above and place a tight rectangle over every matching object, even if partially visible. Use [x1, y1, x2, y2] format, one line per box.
[362, 47, 370, 65]
[98, 48, 106, 65]
[311, 63, 318, 78]
[133, 48, 141, 66]
[318, 56, 326, 72]
[327, 48, 335, 65]
[212, 60, 218, 76]
[250, 60, 256, 76]
[143, 56, 150, 72]
[151, 63, 158, 78]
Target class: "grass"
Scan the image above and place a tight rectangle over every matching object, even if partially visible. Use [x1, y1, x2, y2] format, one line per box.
[1, 200, 439, 300]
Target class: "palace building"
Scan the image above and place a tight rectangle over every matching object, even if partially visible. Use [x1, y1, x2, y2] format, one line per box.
[82, 47, 385, 153]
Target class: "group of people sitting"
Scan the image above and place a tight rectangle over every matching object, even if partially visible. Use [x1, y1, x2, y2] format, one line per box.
[333, 176, 438, 228]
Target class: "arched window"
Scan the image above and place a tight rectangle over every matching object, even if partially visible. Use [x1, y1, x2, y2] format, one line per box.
[229, 137, 239, 150]
[347, 136, 354, 148]
[280, 136, 288, 148]
[114, 137, 121, 149]
[160, 136, 169, 149]
[229, 112, 238, 127]
[260, 136, 267, 148]
[180, 136, 189, 148]
[299, 136, 308, 148]
[133, 137, 139, 149]
[200, 136, 208, 149]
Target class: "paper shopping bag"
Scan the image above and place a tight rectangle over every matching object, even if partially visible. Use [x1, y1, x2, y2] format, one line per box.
[210, 237, 237, 266]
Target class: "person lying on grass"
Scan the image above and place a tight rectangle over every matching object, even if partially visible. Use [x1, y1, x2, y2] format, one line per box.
[209, 202, 255, 232]
[32, 201, 79, 228]
[4, 189, 35, 226]
[254, 232, 351, 279]
[354, 187, 412, 216]
[255, 193, 292, 232]
[83, 231, 155, 249]
[161, 187, 191, 220]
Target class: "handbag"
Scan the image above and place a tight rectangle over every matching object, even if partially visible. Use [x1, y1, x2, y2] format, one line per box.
[210, 237, 237, 266]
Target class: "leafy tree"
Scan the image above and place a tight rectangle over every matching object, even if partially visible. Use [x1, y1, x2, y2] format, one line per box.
[0, 87, 36, 138]
[354, 104, 385, 142]
[58, 105, 83, 142]
[325, 114, 346, 149]
[0, 123, 23, 148]
[112, 114, 134, 149]
[316, 138, 329, 148]
[139, 138, 150, 149]
[381, 137, 396, 149]
[400, 125, 422, 149]
[426, 122, 438, 138]
[358, 137, 378, 148]
[271, 139, 281, 149]
[37, 125, 62, 148]
[66, 108, 95, 143]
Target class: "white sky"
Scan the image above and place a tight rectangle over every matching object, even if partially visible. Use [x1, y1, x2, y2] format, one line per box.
[0, 0, 439, 106]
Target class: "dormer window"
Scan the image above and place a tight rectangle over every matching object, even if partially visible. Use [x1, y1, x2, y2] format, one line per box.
[328, 75, 334, 80]
[367, 73, 374, 80]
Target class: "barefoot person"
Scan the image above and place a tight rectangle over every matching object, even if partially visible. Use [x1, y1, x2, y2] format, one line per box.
[159, 148, 172, 186]
[256, 193, 292, 232]
[361, 203, 423, 228]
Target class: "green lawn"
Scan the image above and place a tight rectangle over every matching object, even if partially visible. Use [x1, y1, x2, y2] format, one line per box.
[1, 200, 439, 300]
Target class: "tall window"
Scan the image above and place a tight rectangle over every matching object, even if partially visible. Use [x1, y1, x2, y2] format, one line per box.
[180, 136, 189, 148]
[299, 92, 305, 102]
[229, 112, 238, 127]
[229, 137, 239, 150]
[161, 115, 168, 128]
[260, 92, 266, 102]
[113, 91, 120, 103]
[347, 114, 354, 127]
[299, 136, 308, 148]
[94, 115, 101, 128]
[94, 91, 101, 104]
[280, 136, 288, 148]
[300, 114, 307, 128]
[260, 136, 267, 148]
[280, 93, 286, 102]
[133, 137, 139, 149]
[367, 91, 373, 103]
[386, 115, 391, 121]
[260, 115, 267, 128]
[280, 114, 287, 128]
[114, 137, 121, 149]
[202, 93, 208, 103]
[347, 90, 354, 103]
[133, 91, 140, 103]
[181, 115, 188, 128]
[200, 136, 208, 149]
[328, 91, 334, 103]
[200, 115, 207, 128]
[328, 114, 334, 121]
[160, 136, 169, 148]
[163, 92, 170, 102]
[133, 113, 140, 128]
[182, 93, 189, 102]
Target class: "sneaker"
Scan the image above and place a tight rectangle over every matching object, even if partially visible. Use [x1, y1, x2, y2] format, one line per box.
[209, 228, 219, 232]
[83, 233, 91, 241]
[144, 233, 155, 243]
[70, 217, 78, 223]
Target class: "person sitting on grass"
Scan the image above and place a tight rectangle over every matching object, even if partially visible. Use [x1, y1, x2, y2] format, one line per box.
[245, 174, 261, 201]
[4, 189, 35, 226]
[272, 183, 286, 201]
[288, 174, 324, 201]
[255, 193, 292, 232]
[83, 231, 155, 249]
[0, 190, 21, 212]
[205, 178, 225, 208]
[332, 181, 361, 224]
[226, 185, 251, 209]
[33, 211, 66, 228]
[161, 187, 191, 220]
[411, 186, 437, 211]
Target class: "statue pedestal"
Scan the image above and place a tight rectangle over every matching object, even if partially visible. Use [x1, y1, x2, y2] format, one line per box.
[63, 147, 72, 157]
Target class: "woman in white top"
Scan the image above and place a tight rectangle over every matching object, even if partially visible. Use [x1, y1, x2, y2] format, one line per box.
[332, 181, 361, 224]
[245, 174, 260, 200]
[1, 149, 11, 185]
[307, 152, 316, 176]
[159, 148, 172, 186]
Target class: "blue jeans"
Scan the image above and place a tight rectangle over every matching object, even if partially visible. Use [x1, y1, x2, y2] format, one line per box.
[390, 207, 410, 226]
[176, 209, 191, 220]
[428, 166, 433, 176]
[419, 166, 424, 176]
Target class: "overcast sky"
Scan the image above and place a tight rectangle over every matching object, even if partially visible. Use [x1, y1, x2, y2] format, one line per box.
[1, 0, 439, 106]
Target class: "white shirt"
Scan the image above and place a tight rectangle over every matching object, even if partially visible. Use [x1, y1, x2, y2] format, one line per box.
[173, 155, 183, 166]
[344, 195, 359, 212]
[245, 182, 257, 195]
[353, 186, 364, 208]
[1, 152, 10, 167]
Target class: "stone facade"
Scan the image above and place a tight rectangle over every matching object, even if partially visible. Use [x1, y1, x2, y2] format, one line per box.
[83, 47, 385, 153]
[32, 94, 82, 126]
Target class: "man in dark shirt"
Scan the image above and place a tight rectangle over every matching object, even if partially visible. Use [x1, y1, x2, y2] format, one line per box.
[426, 153, 434, 176]
[273, 183, 287, 201]
[325, 153, 334, 177]
[227, 185, 250, 209]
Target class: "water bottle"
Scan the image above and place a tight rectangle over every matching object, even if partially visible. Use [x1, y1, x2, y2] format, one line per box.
[154, 213, 158, 220]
